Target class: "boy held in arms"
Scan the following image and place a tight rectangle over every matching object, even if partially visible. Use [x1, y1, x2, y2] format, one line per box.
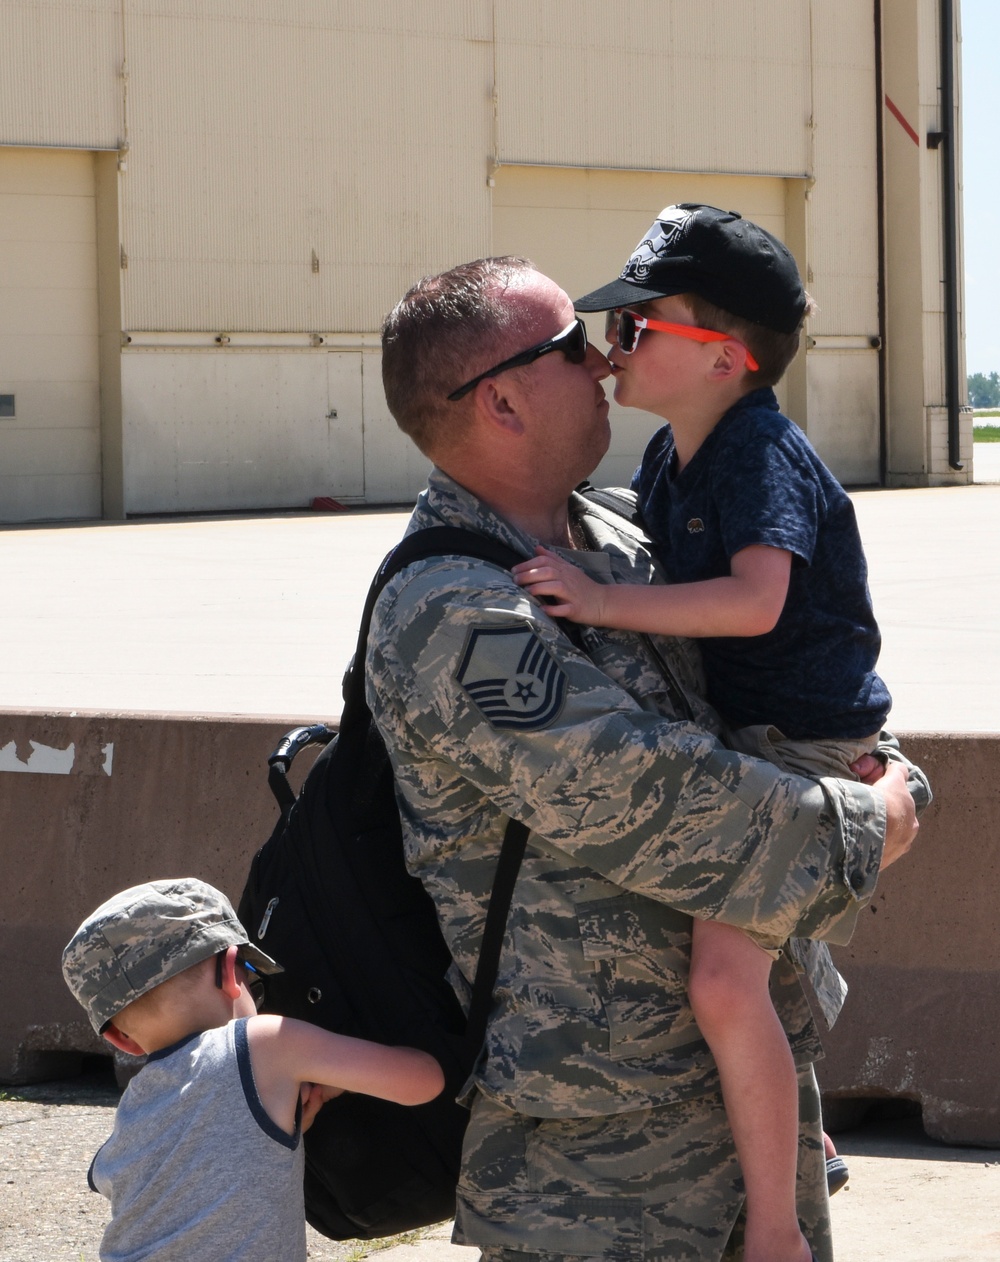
[62, 878, 444, 1262]
[514, 204, 891, 1262]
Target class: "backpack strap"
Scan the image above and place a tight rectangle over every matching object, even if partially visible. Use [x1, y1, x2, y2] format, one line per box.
[347, 526, 543, 1064]
[576, 480, 641, 522]
[464, 816, 528, 1058]
[342, 527, 536, 724]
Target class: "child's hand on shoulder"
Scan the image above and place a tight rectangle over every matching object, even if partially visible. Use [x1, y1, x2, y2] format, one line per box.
[512, 546, 606, 625]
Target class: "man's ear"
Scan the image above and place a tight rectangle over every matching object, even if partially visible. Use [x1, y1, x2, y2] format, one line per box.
[475, 377, 525, 436]
[102, 1023, 147, 1057]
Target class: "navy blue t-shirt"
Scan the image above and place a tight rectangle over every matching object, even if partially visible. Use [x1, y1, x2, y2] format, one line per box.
[631, 388, 891, 740]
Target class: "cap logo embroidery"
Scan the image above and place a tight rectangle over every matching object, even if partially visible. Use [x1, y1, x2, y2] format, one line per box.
[686, 518, 705, 534]
[620, 207, 693, 283]
[456, 626, 567, 731]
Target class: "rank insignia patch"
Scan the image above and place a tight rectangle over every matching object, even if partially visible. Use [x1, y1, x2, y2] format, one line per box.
[456, 626, 567, 730]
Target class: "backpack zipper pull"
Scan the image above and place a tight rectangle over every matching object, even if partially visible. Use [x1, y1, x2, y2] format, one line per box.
[257, 897, 279, 939]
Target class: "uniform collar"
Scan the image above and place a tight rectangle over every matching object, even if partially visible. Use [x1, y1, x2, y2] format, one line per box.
[410, 467, 656, 586]
[409, 467, 564, 559]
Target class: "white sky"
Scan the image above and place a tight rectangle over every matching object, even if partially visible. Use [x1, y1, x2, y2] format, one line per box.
[961, 0, 998, 374]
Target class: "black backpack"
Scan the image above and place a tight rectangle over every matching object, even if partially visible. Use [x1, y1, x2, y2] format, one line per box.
[238, 527, 544, 1241]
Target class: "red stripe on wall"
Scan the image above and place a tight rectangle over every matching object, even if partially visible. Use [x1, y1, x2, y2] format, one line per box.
[884, 94, 921, 146]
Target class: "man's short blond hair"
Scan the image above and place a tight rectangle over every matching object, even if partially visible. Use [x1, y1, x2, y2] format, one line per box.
[380, 256, 535, 458]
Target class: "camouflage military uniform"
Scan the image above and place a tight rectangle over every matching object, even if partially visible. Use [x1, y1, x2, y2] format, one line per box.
[366, 468, 927, 1262]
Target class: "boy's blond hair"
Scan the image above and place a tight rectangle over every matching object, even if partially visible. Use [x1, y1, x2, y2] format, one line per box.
[112, 954, 213, 1034]
[680, 291, 818, 389]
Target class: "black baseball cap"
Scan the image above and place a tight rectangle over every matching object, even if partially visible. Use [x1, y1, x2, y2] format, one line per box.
[574, 204, 807, 335]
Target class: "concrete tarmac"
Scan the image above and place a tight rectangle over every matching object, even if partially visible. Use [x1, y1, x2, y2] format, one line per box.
[2, 447, 1000, 1258]
[2, 1068, 999, 1262]
[2, 453, 1000, 733]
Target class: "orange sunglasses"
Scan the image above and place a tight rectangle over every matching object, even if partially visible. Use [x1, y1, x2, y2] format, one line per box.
[606, 308, 759, 373]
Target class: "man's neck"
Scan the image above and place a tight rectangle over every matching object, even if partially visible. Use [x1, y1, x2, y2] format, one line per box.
[477, 485, 573, 548]
[436, 459, 575, 548]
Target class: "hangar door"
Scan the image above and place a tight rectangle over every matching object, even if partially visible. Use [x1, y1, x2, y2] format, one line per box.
[0, 148, 101, 522]
[493, 167, 791, 487]
[120, 342, 431, 514]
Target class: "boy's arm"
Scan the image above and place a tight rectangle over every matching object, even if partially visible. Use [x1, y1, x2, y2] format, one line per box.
[513, 543, 792, 638]
[299, 1081, 340, 1132]
[246, 1015, 444, 1136]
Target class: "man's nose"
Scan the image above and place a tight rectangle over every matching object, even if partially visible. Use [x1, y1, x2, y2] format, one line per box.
[586, 343, 612, 380]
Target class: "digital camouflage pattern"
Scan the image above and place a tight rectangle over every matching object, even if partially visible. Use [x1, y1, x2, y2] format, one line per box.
[459, 1064, 831, 1262]
[62, 878, 282, 1034]
[726, 723, 889, 1028]
[365, 467, 930, 1258]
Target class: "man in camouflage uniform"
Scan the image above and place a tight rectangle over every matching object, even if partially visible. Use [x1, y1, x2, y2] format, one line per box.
[368, 257, 924, 1262]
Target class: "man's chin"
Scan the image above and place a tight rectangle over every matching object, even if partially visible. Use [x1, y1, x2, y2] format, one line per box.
[589, 428, 612, 476]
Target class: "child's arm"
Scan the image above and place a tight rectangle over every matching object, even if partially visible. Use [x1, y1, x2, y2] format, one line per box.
[512, 544, 792, 638]
[246, 1015, 445, 1136]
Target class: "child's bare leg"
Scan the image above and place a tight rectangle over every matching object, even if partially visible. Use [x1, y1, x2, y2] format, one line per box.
[689, 919, 811, 1262]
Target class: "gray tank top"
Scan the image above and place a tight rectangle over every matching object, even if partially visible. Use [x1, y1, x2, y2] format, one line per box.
[90, 1018, 306, 1261]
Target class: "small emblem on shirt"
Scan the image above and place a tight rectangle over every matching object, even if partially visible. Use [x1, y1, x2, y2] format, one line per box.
[456, 626, 567, 730]
[686, 518, 705, 534]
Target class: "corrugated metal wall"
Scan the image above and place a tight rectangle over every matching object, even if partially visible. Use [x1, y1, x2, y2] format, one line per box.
[807, 0, 880, 336]
[0, 0, 965, 515]
[119, 2, 493, 331]
[800, 0, 882, 483]
[2, 0, 820, 339]
[0, 0, 122, 150]
[494, 1, 812, 177]
[0, 147, 102, 519]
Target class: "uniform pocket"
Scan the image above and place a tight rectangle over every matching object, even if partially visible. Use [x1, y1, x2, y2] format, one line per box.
[575, 893, 702, 1060]
[456, 1189, 643, 1261]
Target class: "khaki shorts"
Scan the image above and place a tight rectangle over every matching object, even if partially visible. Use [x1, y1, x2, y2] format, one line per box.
[726, 723, 881, 784]
[725, 724, 881, 962]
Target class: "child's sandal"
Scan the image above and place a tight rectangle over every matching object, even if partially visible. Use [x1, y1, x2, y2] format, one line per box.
[826, 1154, 850, 1195]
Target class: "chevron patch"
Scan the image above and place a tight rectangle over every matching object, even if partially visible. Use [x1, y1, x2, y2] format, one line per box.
[456, 626, 568, 731]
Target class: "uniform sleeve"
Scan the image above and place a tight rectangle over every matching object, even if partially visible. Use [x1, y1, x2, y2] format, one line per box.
[368, 559, 887, 946]
[711, 419, 821, 564]
[876, 730, 933, 814]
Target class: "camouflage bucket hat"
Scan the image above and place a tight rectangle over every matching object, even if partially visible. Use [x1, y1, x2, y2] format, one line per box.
[62, 877, 283, 1034]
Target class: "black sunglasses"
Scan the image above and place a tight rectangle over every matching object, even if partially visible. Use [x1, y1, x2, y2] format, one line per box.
[447, 317, 589, 401]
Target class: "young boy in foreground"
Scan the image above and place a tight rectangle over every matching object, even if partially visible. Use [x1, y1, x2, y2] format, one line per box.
[514, 204, 891, 1262]
[62, 877, 444, 1262]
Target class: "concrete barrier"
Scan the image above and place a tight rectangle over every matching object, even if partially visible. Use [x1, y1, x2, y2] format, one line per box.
[2, 714, 997, 1146]
[820, 732, 1000, 1146]
[0, 710, 312, 1082]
